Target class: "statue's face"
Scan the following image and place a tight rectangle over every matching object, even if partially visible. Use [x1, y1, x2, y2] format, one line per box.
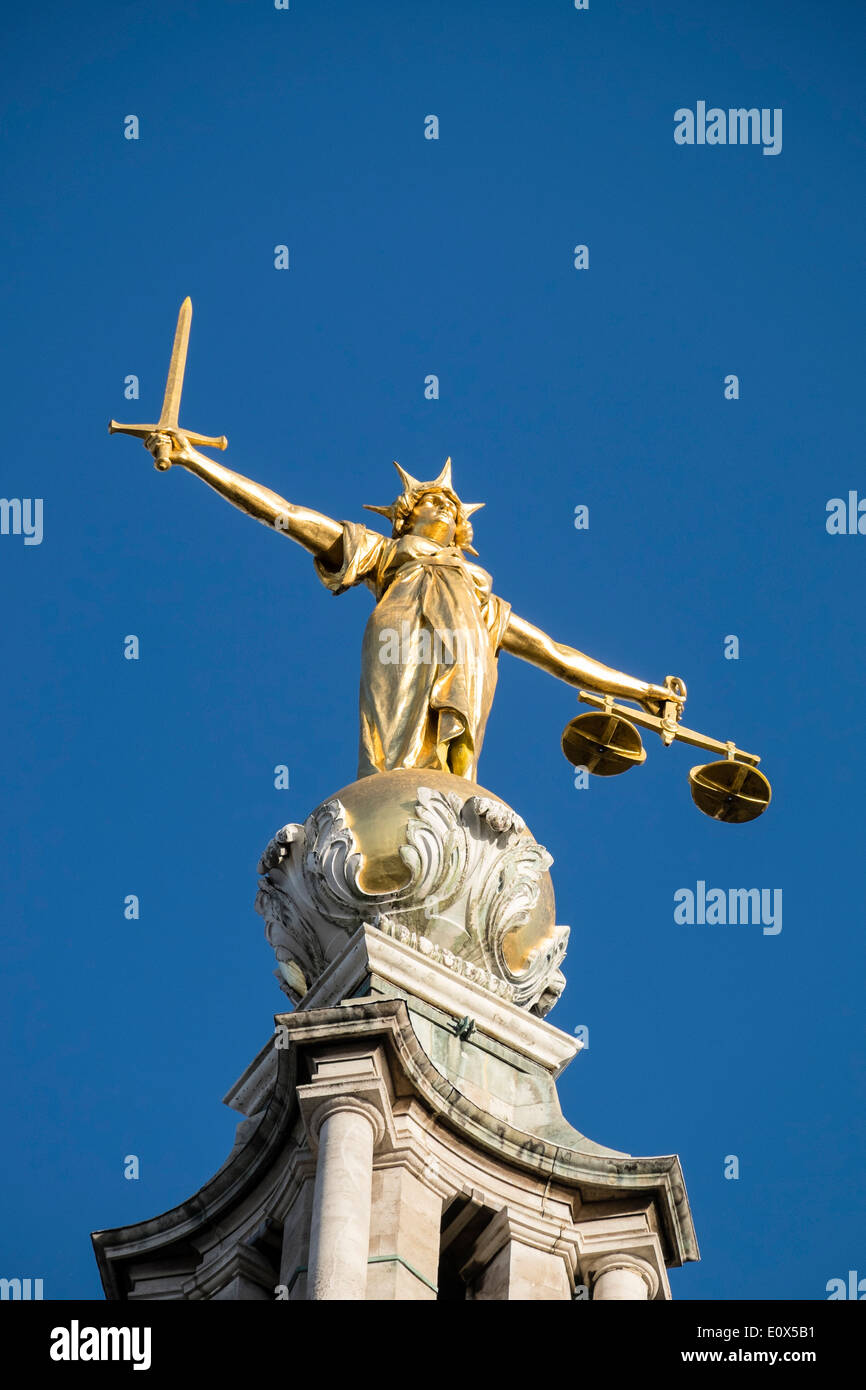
[408, 492, 458, 545]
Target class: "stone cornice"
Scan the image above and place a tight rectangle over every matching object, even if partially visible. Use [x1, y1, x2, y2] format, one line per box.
[278, 1002, 698, 1265]
[91, 1043, 301, 1300]
[309, 924, 581, 1075]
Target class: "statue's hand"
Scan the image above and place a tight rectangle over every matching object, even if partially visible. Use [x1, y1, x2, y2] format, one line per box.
[640, 677, 686, 719]
[144, 431, 199, 471]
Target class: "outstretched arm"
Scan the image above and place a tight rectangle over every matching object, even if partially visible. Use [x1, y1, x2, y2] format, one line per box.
[501, 612, 682, 716]
[144, 431, 344, 567]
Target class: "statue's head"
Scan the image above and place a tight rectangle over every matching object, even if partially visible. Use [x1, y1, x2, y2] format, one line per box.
[364, 459, 484, 554]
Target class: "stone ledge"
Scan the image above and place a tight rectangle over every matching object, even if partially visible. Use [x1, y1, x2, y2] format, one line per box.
[303, 923, 581, 1077]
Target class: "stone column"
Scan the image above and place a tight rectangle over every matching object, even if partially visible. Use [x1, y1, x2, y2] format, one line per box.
[306, 1098, 384, 1300]
[296, 1043, 395, 1302]
[590, 1253, 659, 1301]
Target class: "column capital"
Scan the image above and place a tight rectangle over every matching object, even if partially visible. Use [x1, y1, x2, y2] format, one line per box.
[460, 1206, 577, 1300]
[303, 1095, 387, 1150]
[296, 1041, 396, 1153]
[466, 1206, 578, 1279]
[569, 1210, 671, 1300]
[182, 1243, 276, 1301]
[588, 1252, 660, 1301]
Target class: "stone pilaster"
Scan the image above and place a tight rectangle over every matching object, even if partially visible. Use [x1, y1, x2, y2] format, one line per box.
[463, 1208, 574, 1301]
[366, 1165, 442, 1299]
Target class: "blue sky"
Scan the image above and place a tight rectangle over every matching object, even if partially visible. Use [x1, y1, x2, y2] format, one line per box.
[1, 0, 864, 1300]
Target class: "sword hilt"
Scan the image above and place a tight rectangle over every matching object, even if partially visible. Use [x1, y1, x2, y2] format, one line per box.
[108, 420, 229, 471]
[153, 437, 173, 471]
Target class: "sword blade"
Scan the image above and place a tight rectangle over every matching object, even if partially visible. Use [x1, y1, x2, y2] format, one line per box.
[157, 297, 192, 431]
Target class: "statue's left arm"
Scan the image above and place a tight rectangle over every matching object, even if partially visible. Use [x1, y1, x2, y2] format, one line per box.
[500, 612, 681, 716]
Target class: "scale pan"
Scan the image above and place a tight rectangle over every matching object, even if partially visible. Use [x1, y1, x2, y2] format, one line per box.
[689, 760, 772, 823]
[561, 711, 646, 777]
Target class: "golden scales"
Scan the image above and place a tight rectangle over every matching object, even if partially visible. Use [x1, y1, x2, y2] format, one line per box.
[561, 678, 772, 823]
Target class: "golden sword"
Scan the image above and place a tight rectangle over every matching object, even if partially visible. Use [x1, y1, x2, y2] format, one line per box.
[108, 297, 227, 469]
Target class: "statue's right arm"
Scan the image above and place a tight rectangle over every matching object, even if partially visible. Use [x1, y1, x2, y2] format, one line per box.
[149, 433, 344, 568]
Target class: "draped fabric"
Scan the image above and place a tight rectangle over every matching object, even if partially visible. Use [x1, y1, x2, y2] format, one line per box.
[314, 521, 511, 780]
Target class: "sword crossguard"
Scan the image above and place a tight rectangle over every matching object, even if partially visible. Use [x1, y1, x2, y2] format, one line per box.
[108, 420, 229, 468]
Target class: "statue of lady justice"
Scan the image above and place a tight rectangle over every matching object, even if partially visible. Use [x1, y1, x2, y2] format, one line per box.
[141, 431, 684, 782]
[112, 307, 764, 1017]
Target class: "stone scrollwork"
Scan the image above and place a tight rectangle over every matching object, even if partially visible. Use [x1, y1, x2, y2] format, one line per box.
[254, 788, 569, 1016]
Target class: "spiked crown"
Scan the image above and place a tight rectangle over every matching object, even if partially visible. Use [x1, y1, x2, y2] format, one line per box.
[364, 458, 484, 555]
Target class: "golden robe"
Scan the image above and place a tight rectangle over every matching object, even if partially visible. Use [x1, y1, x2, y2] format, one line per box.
[315, 522, 511, 780]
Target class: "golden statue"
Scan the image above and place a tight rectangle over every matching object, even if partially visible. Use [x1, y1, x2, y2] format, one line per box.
[111, 299, 770, 821]
[136, 437, 682, 780]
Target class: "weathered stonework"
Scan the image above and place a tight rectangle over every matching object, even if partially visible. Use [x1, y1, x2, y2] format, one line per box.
[92, 929, 698, 1301]
[92, 776, 699, 1301]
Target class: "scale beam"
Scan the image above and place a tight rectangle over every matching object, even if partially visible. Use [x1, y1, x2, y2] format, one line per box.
[563, 690, 771, 821]
[577, 690, 761, 766]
